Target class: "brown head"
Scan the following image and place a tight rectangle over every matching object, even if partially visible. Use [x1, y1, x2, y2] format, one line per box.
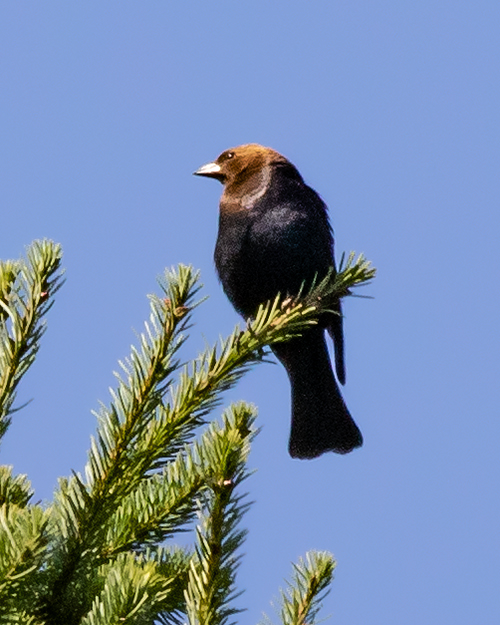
[194, 144, 288, 183]
[194, 144, 295, 209]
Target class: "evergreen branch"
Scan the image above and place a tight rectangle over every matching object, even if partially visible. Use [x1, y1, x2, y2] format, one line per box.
[85, 265, 203, 497]
[79, 552, 176, 625]
[0, 610, 43, 625]
[0, 261, 18, 324]
[0, 240, 63, 442]
[185, 402, 257, 625]
[16, 254, 372, 624]
[41, 265, 203, 624]
[0, 504, 48, 621]
[268, 551, 335, 625]
[0, 466, 33, 508]
[104, 450, 205, 555]
[336, 251, 376, 293]
[151, 545, 193, 624]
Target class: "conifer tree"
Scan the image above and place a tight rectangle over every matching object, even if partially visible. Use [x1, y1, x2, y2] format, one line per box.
[0, 240, 375, 625]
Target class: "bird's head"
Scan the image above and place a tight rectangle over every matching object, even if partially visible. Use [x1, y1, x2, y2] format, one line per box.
[194, 144, 288, 188]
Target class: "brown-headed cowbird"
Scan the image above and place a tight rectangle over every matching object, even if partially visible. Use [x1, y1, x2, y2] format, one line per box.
[194, 144, 362, 459]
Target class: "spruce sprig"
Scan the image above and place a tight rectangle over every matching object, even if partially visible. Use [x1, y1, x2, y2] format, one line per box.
[0, 240, 64, 440]
[0, 240, 375, 624]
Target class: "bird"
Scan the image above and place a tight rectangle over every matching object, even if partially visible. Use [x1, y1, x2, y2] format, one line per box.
[194, 144, 362, 459]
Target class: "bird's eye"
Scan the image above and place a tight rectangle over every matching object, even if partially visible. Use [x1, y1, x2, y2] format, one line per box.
[225, 152, 234, 160]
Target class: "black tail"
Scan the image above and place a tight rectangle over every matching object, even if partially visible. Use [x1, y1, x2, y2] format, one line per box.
[272, 328, 362, 459]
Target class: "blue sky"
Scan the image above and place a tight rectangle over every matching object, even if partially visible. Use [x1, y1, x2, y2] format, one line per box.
[1, 2, 499, 623]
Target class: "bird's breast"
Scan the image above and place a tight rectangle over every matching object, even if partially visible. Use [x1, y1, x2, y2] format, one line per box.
[215, 203, 331, 318]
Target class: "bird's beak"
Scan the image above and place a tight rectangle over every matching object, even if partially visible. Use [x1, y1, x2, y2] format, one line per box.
[193, 161, 222, 178]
